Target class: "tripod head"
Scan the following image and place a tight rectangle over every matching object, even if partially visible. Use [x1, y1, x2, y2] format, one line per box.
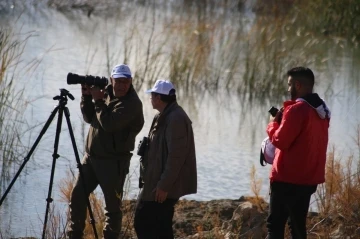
[53, 88, 74, 105]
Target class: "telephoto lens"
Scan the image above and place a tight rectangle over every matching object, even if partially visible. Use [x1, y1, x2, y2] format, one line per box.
[67, 73, 108, 88]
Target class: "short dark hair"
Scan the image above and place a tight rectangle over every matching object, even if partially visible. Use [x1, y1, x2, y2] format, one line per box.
[152, 89, 176, 103]
[287, 67, 315, 88]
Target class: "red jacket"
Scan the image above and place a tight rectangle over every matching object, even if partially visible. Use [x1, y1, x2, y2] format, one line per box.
[267, 94, 330, 185]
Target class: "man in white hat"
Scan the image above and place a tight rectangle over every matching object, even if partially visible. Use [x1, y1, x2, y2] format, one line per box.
[134, 79, 197, 239]
[67, 64, 144, 239]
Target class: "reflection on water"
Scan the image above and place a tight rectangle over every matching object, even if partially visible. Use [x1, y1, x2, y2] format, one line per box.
[0, 1, 360, 237]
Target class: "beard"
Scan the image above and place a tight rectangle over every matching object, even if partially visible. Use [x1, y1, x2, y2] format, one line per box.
[290, 87, 297, 100]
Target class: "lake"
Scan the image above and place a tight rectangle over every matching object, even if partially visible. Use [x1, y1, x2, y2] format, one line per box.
[0, 0, 359, 237]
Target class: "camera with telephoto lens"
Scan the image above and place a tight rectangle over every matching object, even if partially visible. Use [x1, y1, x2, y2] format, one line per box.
[67, 73, 108, 89]
[268, 106, 279, 117]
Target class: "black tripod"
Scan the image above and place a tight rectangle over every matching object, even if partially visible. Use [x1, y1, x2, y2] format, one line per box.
[0, 89, 98, 239]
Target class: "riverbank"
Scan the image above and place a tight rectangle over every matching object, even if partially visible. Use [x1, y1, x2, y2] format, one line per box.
[11, 195, 360, 238]
[118, 196, 268, 238]
[117, 196, 355, 239]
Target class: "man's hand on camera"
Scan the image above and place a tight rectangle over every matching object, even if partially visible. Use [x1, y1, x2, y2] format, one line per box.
[81, 84, 91, 96]
[154, 187, 168, 203]
[90, 86, 105, 101]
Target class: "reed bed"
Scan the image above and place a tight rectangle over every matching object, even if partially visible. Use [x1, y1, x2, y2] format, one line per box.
[0, 26, 36, 238]
[0, 28, 30, 190]
[44, 0, 359, 103]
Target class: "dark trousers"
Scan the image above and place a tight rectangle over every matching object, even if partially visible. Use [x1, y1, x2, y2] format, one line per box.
[67, 155, 130, 239]
[134, 199, 178, 239]
[266, 181, 317, 239]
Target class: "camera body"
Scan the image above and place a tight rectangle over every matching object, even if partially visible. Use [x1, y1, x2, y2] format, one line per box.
[137, 137, 148, 157]
[67, 73, 108, 89]
[137, 137, 148, 189]
[268, 106, 279, 117]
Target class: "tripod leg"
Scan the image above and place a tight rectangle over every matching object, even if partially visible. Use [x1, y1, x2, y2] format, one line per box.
[63, 107, 99, 239]
[42, 106, 65, 239]
[0, 106, 60, 206]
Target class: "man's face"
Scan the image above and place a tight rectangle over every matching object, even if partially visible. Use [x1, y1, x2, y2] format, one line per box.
[150, 93, 160, 110]
[287, 76, 298, 101]
[111, 77, 132, 97]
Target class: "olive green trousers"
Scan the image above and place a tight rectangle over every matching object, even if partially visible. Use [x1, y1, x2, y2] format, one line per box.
[67, 154, 131, 239]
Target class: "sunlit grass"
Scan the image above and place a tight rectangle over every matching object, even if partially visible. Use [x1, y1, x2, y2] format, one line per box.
[0, 26, 35, 238]
[310, 135, 360, 237]
[0, 28, 30, 188]
[54, 169, 137, 239]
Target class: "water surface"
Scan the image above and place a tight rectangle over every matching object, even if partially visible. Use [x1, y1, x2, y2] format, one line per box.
[0, 1, 360, 237]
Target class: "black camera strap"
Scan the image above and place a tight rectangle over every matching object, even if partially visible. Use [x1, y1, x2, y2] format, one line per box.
[260, 149, 267, 166]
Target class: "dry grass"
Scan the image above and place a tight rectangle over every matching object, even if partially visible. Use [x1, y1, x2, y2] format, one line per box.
[0, 26, 50, 239]
[310, 144, 360, 237]
[249, 165, 265, 212]
[0, 29, 27, 184]
[53, 169, 137, 239]
[57, 168, 105, 238]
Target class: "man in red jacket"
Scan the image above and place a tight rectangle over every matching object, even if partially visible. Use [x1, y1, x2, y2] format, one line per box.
[266, 67, 331, 239]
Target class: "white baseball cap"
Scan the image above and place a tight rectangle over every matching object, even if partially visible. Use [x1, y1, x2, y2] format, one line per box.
[111, 64, 132, 79]
[145, 79, 176, 95]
